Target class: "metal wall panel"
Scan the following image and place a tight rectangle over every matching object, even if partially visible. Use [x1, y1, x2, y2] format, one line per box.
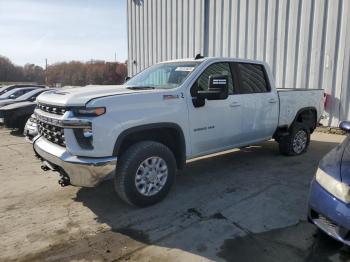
[128, 0, 350, 126]
[128, 0, 204, 76]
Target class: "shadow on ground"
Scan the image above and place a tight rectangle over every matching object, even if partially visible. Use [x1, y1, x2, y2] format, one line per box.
[33, 139, 350, 261]
[10, 129, 24, 137]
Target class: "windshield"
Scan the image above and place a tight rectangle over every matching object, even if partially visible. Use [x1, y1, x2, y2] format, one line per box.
[0, 86, 10, 95]
[126, 62, 200, 89]
[15, 88, 44, 101]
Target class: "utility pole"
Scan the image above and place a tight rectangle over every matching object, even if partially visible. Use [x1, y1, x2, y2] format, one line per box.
[115, 52, 117, 62]
[45, 58, 48, 85]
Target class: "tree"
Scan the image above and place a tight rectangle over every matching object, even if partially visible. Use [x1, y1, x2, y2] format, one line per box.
[0, 54, 128, 86]
[46, 60, 128, 87]
[0, 55, 44, 83]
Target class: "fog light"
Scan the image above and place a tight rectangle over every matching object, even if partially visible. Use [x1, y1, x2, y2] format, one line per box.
[83, 128, 93, 139]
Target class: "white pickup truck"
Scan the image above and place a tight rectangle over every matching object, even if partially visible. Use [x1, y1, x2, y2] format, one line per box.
[33, 57, 324, 206]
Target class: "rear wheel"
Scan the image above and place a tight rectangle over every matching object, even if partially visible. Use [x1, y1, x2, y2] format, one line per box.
[279, 122, 310, 156]
[114, 141, 177, 207]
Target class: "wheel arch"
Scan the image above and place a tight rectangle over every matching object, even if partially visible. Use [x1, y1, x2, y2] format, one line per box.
[113, 123, 186, 169]
[292, 107, 318, 132]
[274, 107, 317, 141]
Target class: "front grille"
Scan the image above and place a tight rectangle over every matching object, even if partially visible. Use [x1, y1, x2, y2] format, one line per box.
[37, 103, 67, 115]
[37, 120, 65, 147]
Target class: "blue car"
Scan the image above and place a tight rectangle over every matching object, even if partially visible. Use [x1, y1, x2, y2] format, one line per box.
[308, 121, 350, 245]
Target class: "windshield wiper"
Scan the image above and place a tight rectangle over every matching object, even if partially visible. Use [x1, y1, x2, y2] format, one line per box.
[126, 86, 155, 90]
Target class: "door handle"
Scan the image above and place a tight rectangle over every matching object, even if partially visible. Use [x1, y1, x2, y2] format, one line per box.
[229, 102, 241, 108]
[268, 99, 277, 104]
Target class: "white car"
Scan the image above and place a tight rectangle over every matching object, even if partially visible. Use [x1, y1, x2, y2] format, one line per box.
[24, 114, 38, 142]
[33, 57, 324, 206]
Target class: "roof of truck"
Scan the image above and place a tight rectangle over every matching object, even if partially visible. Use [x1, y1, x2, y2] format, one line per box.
[160, 57, 266, 65]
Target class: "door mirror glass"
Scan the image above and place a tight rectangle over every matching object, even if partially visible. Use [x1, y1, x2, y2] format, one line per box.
[340, 121, 350, 133]
[197, 74, 229, 100]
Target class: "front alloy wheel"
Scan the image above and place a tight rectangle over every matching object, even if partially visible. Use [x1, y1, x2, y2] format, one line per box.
[135, 156, 168, 196]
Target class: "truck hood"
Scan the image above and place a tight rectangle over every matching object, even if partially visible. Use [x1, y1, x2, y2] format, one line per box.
[36, 85, 154, 106]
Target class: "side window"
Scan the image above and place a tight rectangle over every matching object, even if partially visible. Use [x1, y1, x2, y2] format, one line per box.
[237, 63, 269, 94]
[196, 62, 235, 94]
[13, 90, 24, 98]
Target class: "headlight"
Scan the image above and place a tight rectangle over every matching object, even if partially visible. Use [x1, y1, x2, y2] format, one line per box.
[27, 115, 37, 127]
[75, 107, 106, 116]
[30, 114, 37, 122]
[316, 168, 350, 203]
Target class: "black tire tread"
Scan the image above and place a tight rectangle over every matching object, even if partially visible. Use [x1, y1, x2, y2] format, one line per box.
[279, 122, 310, 156]
[114, 141, 176, 206]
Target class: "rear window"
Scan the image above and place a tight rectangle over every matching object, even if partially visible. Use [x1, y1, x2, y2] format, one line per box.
[237, 63, 270, 94]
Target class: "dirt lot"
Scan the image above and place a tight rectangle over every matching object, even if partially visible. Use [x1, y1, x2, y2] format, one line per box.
[1, 128, 350, 262]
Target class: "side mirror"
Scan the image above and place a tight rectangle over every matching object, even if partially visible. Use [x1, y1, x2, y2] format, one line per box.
[197, 75, 229, 100]
[340, 121, 350, 133]
[125, 76, 131, 82]
[9, 94, 16, 99]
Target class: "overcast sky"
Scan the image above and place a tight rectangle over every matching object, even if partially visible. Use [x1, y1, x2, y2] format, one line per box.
[0, 0, 127, 67]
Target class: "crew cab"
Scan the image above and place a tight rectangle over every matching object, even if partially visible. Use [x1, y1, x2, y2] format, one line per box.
[33, 57, 324, 206]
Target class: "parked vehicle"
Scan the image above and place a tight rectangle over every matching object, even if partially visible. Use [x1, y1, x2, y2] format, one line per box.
[0, 87, 41, 101]
[0, 84, 45, 96]
[0, 88, 45, 108]
[24, 114, 38, 142]
[308, 121, 350, 245]
[0, 89, 53, 131]
[33, 57, 324, 206]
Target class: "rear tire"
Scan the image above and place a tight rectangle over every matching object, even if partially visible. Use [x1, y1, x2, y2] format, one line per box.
[279, 122, 310, 156]
[114, 141, 177, 207]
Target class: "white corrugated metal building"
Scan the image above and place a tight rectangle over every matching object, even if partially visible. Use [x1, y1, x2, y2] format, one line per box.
[127, 0, 350, 126]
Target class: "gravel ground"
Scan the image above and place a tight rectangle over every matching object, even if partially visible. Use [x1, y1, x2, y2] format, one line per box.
[0, 128, 349, 262]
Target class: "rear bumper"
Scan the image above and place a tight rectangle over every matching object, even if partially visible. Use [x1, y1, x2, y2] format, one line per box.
[308, 179, 350, 245]
[33, 136, 117, 187]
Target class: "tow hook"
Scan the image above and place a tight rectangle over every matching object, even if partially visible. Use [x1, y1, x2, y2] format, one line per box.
[58, 171, 71, 187]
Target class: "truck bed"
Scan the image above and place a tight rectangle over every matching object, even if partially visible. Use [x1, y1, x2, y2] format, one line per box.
[277, 88, 324, 127]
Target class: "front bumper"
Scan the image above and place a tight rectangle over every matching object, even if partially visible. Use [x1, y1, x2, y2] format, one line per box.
[33, 136, 117, 187]
[308, 179, 350, 245]
[24, 121, 38, 142]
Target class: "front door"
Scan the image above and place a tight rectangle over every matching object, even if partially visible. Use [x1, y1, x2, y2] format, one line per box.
[187, 62, 245, 157]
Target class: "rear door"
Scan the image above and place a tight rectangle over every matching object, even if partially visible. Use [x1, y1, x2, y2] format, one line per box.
[231, 62, 279, 142]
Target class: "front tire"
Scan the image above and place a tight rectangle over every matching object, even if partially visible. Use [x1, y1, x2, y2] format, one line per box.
[279, 122, 310, 156]
[114, 141, 177, 207]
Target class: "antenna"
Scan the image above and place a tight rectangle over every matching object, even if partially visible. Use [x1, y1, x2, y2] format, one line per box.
[195, 53, 204, 60]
